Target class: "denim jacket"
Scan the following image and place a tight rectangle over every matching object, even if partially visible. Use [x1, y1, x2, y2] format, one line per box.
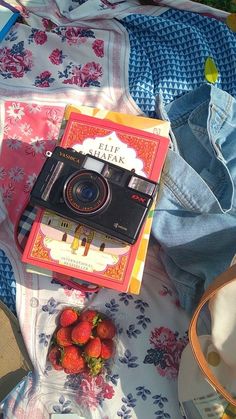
[153, 84, 236, 313]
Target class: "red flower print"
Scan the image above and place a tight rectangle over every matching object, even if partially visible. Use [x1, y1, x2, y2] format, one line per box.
[61, 61, 102, 87]
[33, 31, 47, 45]
[40, 71, 51, 79]
[144, 327, 188, 380]
[42, 18, 57, 31]
[101, 0, 117, 8]
[102, 384, 114, 399]
[150, 327, 177, 350]
[81, 61, 103, 81]
[75, 373, 115, 409]
[34, 71, 55, 88]
[49, 49, 64, 65]
[0, 45, 33, 79]
[20, 6, 30, 18]
[40, 80, 50, 87]
[92, 39, 104, 58]
[65, 27, 82, 45]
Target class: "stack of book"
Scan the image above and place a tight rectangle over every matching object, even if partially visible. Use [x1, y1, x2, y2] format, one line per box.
[22, 105, 170, 294]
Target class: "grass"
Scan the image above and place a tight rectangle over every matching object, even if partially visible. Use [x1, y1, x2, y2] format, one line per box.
[194, 0, 236, 12]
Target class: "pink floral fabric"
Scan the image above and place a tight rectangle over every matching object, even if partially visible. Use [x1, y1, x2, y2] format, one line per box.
[0, 101, 64, 224]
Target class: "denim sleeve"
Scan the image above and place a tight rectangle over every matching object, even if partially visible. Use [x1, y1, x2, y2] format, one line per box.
[153, 85, 236, 314]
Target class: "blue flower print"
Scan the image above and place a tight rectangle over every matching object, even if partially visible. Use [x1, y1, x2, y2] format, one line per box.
[136, 386, 151, 401]
[126, 324, 141, 339]
[119, 349, 139, 368]
[136, 314, 151, 329]
[116, 323, 123, 335]
[134, 299, 149, 313]
[153, 396, 171, 419]
[144, 348, 167, 369]
[122, 393, 137, 408]
[153, 395, 168, 409]
[42, 297, 59, 314]
[44, 365, 52, 376]
[65, 374, 82, 390]
[53, 396, 72, 414]
[105, 298, 119, 313]
[155, 410, 171, 419]
[106, 370, 119, 386]
[5, 30, 18, 42]
[39, 333, 51, 346]
[117, 405, 132, 419]
[119, 293, 133, 306]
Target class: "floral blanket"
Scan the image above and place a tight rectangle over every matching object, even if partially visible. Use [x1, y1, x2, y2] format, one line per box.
[0, 0, 230, 418]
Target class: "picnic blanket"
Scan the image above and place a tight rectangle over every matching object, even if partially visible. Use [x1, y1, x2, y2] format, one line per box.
[0, 1, 236, 418]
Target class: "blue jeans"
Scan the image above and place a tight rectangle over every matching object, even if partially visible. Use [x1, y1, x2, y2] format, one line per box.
[153, 84, 236, 313]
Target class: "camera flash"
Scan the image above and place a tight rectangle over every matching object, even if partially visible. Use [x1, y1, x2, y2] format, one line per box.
[129, 176, 156, 196]
[83, 156, 105, 173]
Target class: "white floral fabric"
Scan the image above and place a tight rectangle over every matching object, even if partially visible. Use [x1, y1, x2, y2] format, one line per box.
[0, 0, 224, 417]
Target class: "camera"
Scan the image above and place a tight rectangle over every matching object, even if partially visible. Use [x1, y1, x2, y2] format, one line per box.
[30, 146, 158, 244]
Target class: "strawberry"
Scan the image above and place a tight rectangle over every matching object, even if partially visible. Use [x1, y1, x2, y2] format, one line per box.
[56, 326, 73, 347]
[80, 309, 99, 326]
[61, 345, 85, 374]
[71, 321, 92, 345]
[100, 339, 114, 360]
[100, 339, 114, 359]
[59, 308, 78, 327]
[84, 337, 102, 358]
[96, 319, 116, 340]
[48, 345, 63, 370]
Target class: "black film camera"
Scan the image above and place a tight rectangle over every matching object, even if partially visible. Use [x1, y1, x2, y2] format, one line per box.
[30, 146, 158, 244]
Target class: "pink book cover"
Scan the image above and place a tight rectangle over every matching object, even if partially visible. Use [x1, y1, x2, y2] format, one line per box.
[22, 113, 169, 292]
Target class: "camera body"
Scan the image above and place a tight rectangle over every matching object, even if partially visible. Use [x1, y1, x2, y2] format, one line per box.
[30, 146, 158, 244]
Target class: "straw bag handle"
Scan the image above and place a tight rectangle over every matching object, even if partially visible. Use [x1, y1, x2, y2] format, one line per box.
[189, 263, 236, 406]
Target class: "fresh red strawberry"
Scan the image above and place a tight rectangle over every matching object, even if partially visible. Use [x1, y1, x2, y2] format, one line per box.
[61, 345, 85, 373]
[100, 339, 114, 360]
[80, 309, 99, 325]
[84, 337, 102, 358]
[71, 321, 92, 345]
[48, 346, 63, 370]
[59, 308, 78, 327]
[56, 326, 73, 347]
[96, 319, 116, 340]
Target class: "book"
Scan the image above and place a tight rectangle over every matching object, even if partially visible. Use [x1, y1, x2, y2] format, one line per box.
[57, 105, 170, 294]
[22, 108, 169, 293]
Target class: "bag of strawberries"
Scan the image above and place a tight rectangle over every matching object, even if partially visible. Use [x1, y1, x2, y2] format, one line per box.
[21, 301, 120, 418]
[48, 307, 117, 376]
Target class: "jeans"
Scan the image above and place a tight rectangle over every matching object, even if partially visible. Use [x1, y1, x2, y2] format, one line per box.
[153, 84, 236, 313]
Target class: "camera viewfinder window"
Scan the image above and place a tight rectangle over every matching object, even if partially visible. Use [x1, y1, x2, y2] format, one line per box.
[102, 165, 124, 183]
[129, 176, 156, 196]
[83, 156, 104, 173]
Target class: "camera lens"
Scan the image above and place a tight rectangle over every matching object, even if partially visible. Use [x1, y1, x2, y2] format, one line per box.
[75, 181, 99, 203]
[63, 170, 110, 215]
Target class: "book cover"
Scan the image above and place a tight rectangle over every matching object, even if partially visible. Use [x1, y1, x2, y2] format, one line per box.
[23, 110, 169, 292]
[58, 105, 170, 294]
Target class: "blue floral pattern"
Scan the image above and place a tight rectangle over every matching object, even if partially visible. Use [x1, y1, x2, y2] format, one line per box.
[53, 396, 72, 414]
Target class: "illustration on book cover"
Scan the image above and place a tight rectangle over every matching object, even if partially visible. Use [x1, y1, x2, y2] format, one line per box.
[34, 210, 130, 281]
